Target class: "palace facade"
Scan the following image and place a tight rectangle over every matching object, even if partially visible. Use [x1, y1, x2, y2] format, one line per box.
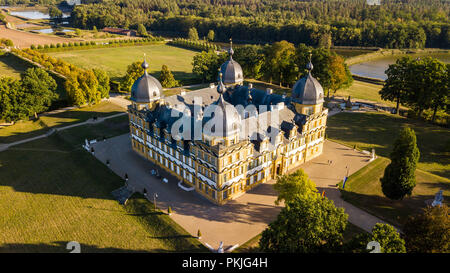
[127, 42, 328, 205]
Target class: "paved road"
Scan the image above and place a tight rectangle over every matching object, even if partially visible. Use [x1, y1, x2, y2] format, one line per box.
[91, 134, 392, 250]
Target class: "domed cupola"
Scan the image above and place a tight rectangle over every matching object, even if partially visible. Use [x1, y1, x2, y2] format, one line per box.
[220, 38, 244, 86]
[203, 73, 241, 139]
[131, 57, 163, 103]
[291, 55, 324, 105]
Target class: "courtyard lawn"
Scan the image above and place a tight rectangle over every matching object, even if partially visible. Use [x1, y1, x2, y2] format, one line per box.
[339, 157, 450, 227]
[47, 44, 197, 84]
[0, 117, 206, 253]
[0, 100, 125, 144]
[327, 112, 450, 179]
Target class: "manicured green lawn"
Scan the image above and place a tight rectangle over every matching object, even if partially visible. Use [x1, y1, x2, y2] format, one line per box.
[339, 157, 449, 227]
[327, 112, 450, 179]
[0, 117, 205, 253]
[333, 80, 395, 106]
[0, 52, 33, 79]
[332, 49, 374, 59]
[0, 101, 125, 144]
[47, 44, 197, 84]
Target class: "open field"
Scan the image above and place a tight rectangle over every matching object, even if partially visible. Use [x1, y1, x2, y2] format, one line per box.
[0, 101, 125, 144]
[0, 25, 75, 48]
[333, 80, 396, 107]
[339, 157, 449, 227]
[0, 117, 205, 253]
[332, 48, 374, 58]
[0, 51, 32, 78]
[48, 44, 197, 83]
[327, 112, 450, 179]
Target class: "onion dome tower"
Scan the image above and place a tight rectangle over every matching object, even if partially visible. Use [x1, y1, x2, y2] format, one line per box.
[220, 38, 244, 86]
[291, 53, 324, 115]
[202, 73, 241, 146]
[130, 55, 163, 109]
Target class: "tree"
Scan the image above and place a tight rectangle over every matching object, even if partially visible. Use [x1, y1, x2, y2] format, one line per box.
[318, 32, 332, 49]
[380, 57, 412, 114]
[345, 223, 406, 253]
[93, 68, 110, 98]
[295, 44, 352, 98]
[207, 30, 215, 41]
[380, 127, 420, 200]
[273, 169, 318, 205]
[137, 24, 148, 37]
[192, 50, 226, 82]
[403, 205, 449, 253]
[0, 77, 22, 122]
[259, 195, 348, 253]
[49, 6, 63, 24]
[159, 65, 179, 88]
[123, 61, 144, 92]
[188, 27, 199, 40]
[20, 67, 58, 116]
[233, 45, 265, 79]
[262, 41, 297, 87]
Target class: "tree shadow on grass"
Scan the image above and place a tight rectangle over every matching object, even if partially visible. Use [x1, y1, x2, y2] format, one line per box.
[0, 241, 174, 253]
[339, 189, 444, 227]
[1, 110, 125, 144]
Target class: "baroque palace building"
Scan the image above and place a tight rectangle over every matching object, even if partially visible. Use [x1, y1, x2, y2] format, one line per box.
[128, 42, 328, 205]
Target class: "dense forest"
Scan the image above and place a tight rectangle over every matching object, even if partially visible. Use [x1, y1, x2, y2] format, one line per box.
[60, 0, 450, 49]
[1, 0, 449, 48]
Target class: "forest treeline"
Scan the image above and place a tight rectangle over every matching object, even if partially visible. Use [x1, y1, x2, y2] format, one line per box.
[58, 0, 450, 49]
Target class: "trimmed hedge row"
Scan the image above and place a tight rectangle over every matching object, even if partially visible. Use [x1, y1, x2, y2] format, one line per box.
[30, 36, 165, 52]
[168, 38, 219, 52]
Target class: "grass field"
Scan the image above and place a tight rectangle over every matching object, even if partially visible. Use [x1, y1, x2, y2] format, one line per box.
[48, 44, 197, 84]
[0, 101, 125, 144]
[333, 80, 395, 106]
[0, 52, 33, 79]
[332, 49, 374, 58]
[327, 112, 450, 179]
[339, 157, 449, 227]
[0, 116, 206, 253]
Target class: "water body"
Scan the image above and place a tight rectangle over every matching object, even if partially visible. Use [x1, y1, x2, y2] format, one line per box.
[350, 53, 450, 80]
[34, 28, 74, 33]
[10, 10, 70, 20]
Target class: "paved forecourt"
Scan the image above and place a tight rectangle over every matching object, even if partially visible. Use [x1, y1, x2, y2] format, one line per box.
[91, 134, 387, 250]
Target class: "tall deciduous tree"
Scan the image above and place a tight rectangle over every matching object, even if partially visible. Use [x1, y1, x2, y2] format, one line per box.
[273, 169, 318, 205]
[259, 195, 348, 253]
[137, 24, 148, 37]
[380, 127, 420, 200]
[159, 64, 179, 88]
[295, 44, 352, 98]
[207, 30, 215, 41]
[188, 27, 199, 40]
[192, 50, 226, 82]
[93, 68, 110, 98]
[233, 45, 264, 79]
[380, 57, 412, 114]
[345, 223, 406, 253]
[123, 61, 144, 92]
[263, 40, 297, 87]
[403, 205, 449, 253]
[20, 67, 58, 116]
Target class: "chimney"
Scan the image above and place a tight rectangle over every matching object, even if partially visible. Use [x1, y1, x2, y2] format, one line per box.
[248, 83, 253, 89]
[266, 88, 273, 95]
